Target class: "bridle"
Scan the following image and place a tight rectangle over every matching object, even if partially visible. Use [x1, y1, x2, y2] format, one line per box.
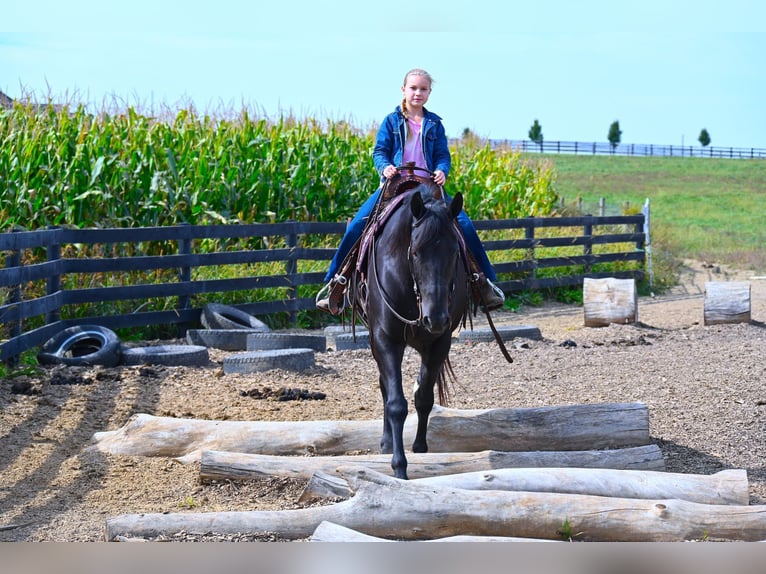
[369, 195, 460, 328]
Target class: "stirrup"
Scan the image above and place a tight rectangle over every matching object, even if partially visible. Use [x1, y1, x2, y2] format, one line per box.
[316, 275, 347, 315]
[471, 273, 505, 312]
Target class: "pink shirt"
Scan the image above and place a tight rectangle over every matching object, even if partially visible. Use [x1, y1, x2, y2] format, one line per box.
[402, 117, 427, 170]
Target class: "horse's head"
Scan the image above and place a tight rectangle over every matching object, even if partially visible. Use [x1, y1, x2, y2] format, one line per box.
[408, 189, 465, 335]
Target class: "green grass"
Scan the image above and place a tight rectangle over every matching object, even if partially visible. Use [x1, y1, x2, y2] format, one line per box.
[544, 154, 766, 272]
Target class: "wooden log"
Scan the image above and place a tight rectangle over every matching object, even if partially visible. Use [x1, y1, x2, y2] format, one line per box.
[89, 402, 651, 463]
[583, 277, 637, 327]
[309, 521, 554, 542]
[704, 281, 751, 325]
[300, 468, 747, 506]
[200, 444, 666, 484]
[300, 471, 353, 502]
[105, 466, 766, 542]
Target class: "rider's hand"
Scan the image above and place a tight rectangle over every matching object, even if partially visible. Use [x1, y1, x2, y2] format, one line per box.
[433, 170, 446, 185]
[383, 165, 397, 179]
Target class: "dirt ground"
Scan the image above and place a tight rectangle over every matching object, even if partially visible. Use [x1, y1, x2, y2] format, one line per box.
[2, 259, 766, 542]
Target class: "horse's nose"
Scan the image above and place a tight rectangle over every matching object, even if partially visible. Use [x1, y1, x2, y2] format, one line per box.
[421, 313, 449, 335]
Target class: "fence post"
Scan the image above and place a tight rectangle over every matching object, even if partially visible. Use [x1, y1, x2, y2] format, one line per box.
[46, 226, 61, 325]
[177, 223, 192, 337]
[583, 216, 593, 274]
[642, 199, 653, 289]
[285, 220, 298, 326]
[3, 229, 22, 367]
[599, 197, 605, 217]
[525, 217, 537, 281]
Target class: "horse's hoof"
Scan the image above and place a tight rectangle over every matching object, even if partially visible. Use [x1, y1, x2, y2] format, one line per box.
[412, 442, 428, 454]
[380, 444, 393, 454]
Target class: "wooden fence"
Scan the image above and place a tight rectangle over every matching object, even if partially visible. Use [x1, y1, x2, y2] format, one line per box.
[488, 139, 766, 159]
[0, 213, 647, 364]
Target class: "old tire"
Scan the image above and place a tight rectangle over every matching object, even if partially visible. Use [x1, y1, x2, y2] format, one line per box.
[334, 331, 370, 350]
[246, 332, 327, 352]
[186, 329, 251, 351]
[201, 303, 270, 331]
[458, 325, 542, 343]
[223, 348, 315, 374]
[121, 344, 210, 367]
[37, 325, 121, 367]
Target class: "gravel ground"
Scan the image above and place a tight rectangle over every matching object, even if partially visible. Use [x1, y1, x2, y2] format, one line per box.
[2, 259, 766, 542]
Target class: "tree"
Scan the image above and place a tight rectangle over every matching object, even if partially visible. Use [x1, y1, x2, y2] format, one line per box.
[698, 128, 711, 147]
[528, 119, 544, 150]
[607, 120, 622, 151]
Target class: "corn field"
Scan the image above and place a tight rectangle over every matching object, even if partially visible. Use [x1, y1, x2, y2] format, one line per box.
[0, 103, 558, 234]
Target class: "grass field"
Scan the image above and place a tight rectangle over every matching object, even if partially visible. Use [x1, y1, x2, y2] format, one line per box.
[539, 154, 766, 273]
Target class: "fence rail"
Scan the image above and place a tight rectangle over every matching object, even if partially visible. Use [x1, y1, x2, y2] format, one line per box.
[487, 139, 766, 159]
[1, 213, 647, 363]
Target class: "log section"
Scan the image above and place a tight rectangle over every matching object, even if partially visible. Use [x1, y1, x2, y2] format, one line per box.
[200, 445, 666, 483]
[704, 281, 751, 325]
[298, 467, 746, 506]
[105, 466, 766, 542]
[90, 402, 651, 463]
[583, 277, 637, 327]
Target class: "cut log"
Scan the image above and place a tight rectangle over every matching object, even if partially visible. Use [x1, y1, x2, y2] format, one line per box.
[300, 471, 353, 502]
[300, 468, 747, 506]
[105, 466, 766, 542]
[583, 277, 637, 327]
[200, 445, 665, 484]
[704, 281, 751, 325]
[309, 521, 553, 542]
[90, 402, 651, 463]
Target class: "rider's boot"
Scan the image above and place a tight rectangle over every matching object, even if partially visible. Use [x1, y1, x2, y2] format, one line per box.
[472, 272, 505, 311]
[315, 275, 348, 315]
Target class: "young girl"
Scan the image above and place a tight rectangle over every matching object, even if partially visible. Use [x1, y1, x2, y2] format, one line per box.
[316, 68, 504, 314]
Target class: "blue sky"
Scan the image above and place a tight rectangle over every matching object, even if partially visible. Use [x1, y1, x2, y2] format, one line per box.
[2, 0, 765, 149]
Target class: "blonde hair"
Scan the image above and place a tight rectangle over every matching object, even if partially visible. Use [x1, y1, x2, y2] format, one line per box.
[400, 68, 434, 136]
[401, 68, 434, 118]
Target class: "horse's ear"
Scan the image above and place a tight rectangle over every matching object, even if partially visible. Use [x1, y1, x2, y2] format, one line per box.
[411, 191, 426, 220]
[450, 192, 463, 219]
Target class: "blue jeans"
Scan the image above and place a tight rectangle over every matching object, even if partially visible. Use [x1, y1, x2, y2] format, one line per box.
[324, 188, 497, 282]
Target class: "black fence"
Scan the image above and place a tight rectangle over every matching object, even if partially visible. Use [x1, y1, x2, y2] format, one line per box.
[1, 214, 646, 363]
[488, 139, 766, 159]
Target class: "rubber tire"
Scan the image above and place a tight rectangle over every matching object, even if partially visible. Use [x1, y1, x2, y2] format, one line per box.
[246, 332, 327, 352]
[333, 332, 371, 350]
[201, 303, 270, 331]
[458, 325, 542, 343]
[121, 344, 210, 367]
[223, 348, 315, 374]
[186, 329, 251, 351]
[37, 325, 121, 367]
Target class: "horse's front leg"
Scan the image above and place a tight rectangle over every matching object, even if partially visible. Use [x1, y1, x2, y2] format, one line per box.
[412, 334, 451, 453]
[374, 340, 408, 479]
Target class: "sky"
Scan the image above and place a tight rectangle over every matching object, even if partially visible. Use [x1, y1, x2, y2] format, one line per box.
[2, 0, 765, 149]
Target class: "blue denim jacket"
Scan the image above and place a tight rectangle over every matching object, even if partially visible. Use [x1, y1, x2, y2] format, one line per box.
[372, 106, 451, 180]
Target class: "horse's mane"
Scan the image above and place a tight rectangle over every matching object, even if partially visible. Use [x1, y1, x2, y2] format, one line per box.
[389, 185, 454, 254]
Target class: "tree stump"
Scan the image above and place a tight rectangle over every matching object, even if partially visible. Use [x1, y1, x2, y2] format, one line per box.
[583, 277, 637, 327]
[704, 281, 751, 325]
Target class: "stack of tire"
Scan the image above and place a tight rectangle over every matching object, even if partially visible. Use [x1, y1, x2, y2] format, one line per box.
[188, 303, 319, 374]
[36, 324, 209, 368]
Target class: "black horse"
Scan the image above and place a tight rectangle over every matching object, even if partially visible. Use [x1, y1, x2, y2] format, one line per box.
[351, 173, 469, 479]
